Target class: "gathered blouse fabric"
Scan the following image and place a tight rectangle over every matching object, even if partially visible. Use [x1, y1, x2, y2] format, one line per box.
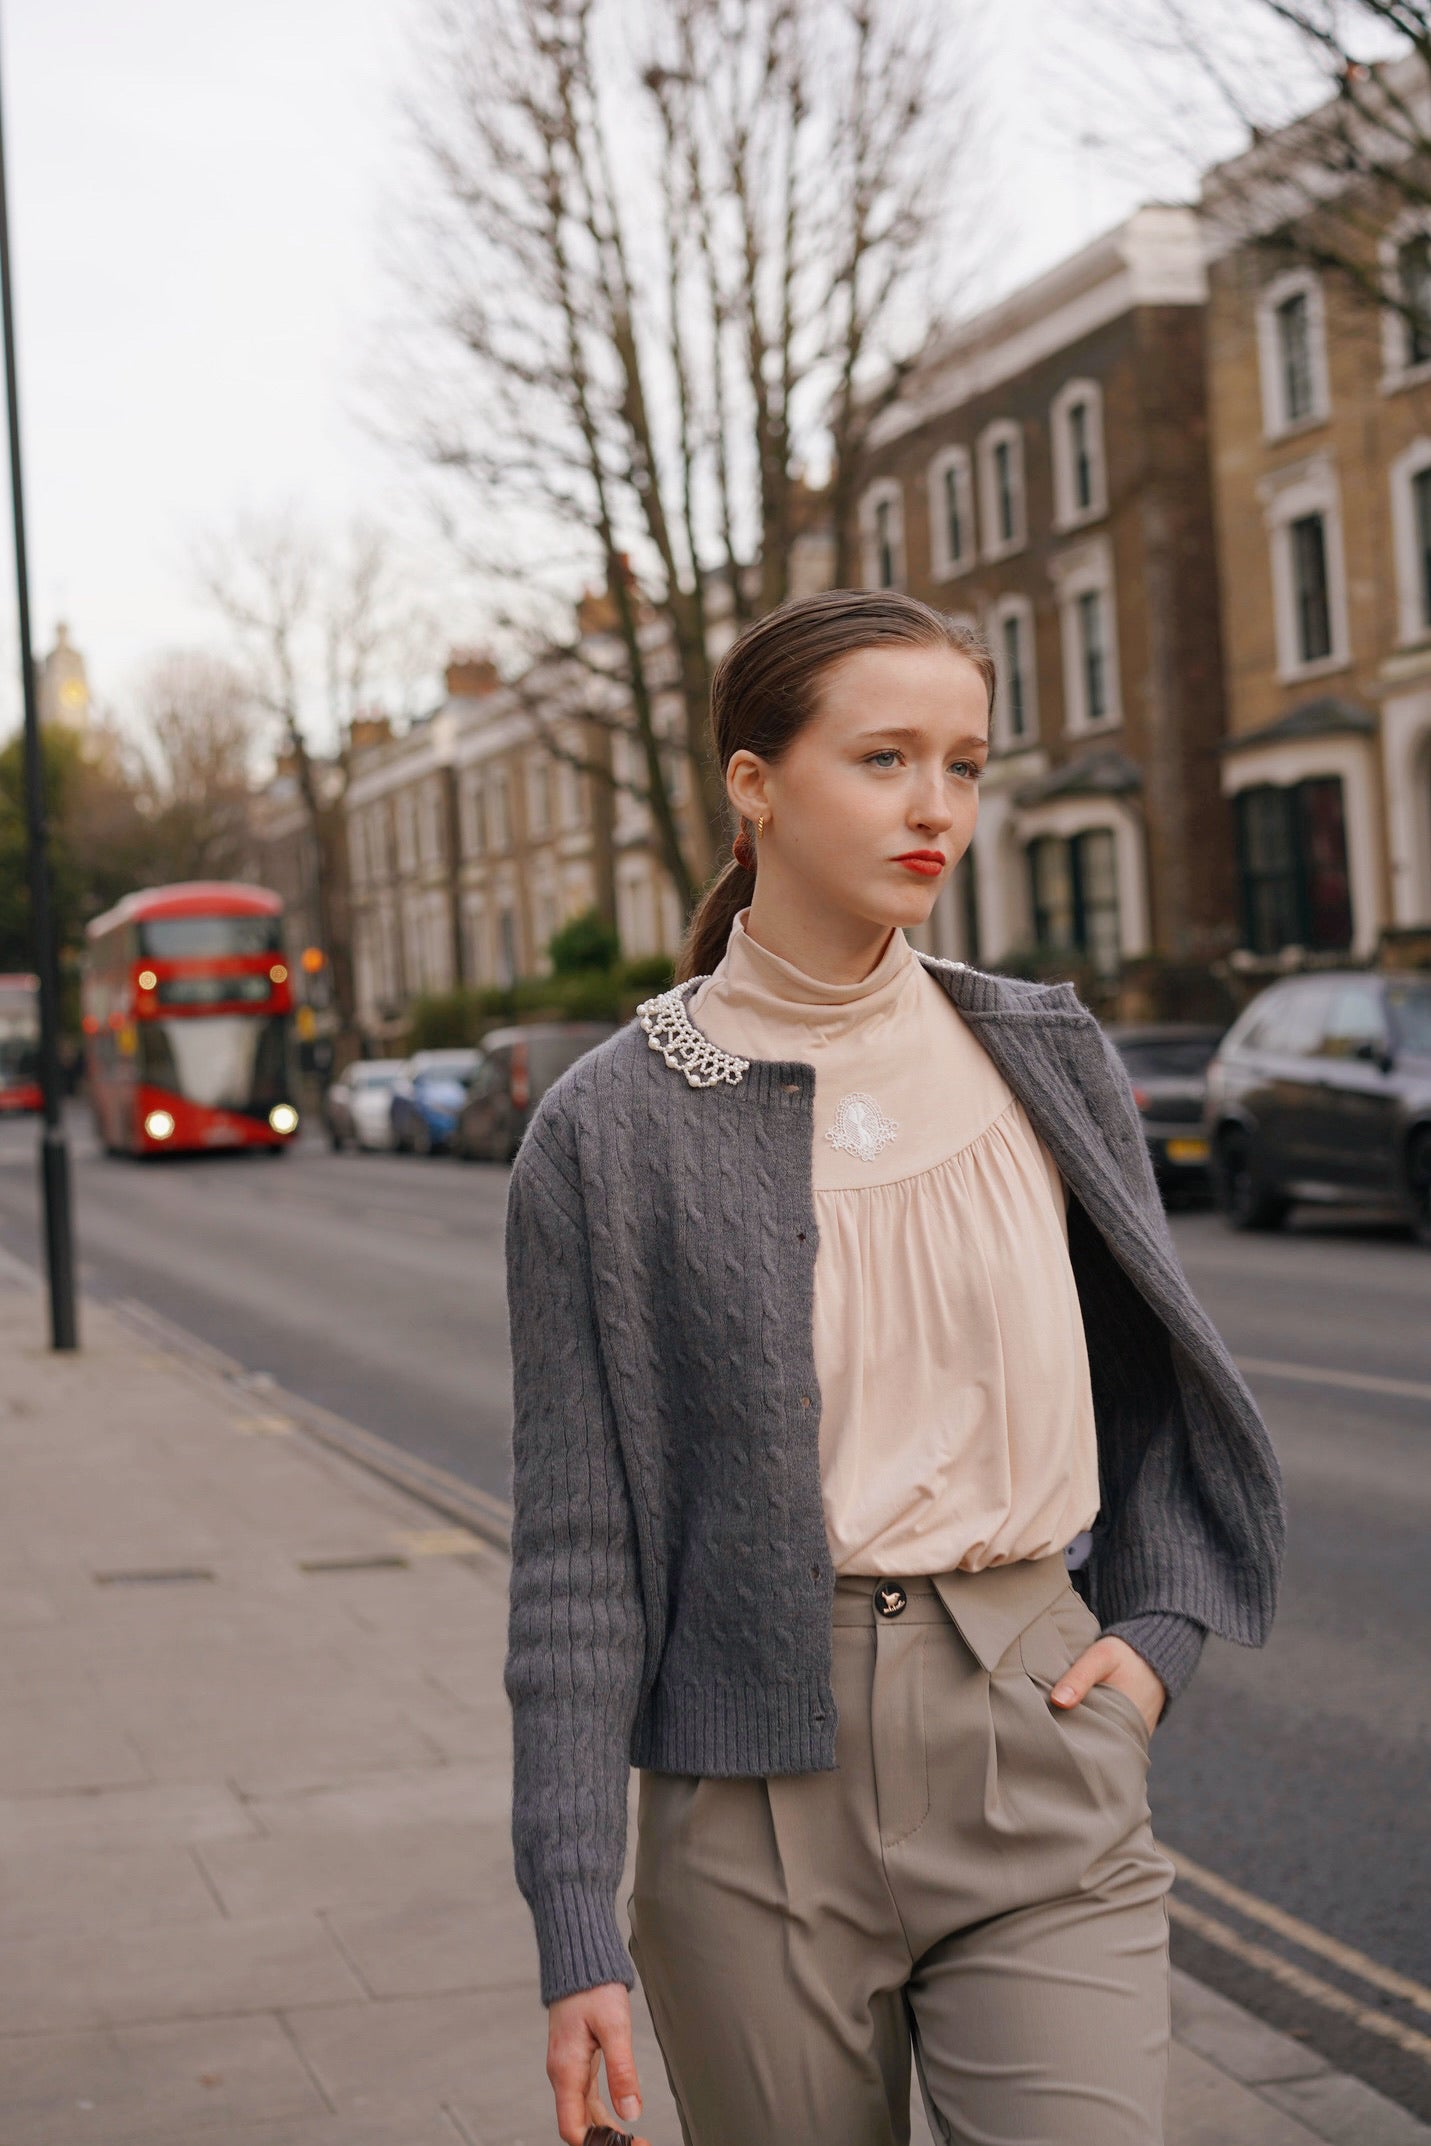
[688, 910, 1099, 1577]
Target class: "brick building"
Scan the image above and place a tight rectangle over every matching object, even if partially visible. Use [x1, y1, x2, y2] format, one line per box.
[1201, 93, 1431, 962]
[345, 651, 632, 1045]
[853, 204, 1234, 982]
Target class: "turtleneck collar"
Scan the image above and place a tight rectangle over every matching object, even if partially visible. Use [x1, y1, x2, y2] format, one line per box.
[712, 907, 916, 1019]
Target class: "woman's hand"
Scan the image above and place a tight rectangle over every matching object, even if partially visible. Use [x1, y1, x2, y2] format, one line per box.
[1049, 1634, 1166, 1735]
[546, 1982, 649, 2146]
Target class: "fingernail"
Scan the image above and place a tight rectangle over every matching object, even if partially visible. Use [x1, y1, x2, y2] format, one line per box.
[1052, 1684, 1076, 1704]
[618, 2096, 642, 2119]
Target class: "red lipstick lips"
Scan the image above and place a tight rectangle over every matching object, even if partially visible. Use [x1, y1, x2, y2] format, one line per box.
[894, 851, 946, 877]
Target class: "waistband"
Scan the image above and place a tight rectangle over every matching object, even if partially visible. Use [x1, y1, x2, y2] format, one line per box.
[831, 1552, 1074, 1671]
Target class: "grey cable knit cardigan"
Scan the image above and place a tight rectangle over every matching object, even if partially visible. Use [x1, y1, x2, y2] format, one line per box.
[504, 959, 1285, 2005]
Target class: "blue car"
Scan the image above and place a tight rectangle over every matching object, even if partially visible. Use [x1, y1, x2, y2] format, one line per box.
[389, 1049, 485, 1155]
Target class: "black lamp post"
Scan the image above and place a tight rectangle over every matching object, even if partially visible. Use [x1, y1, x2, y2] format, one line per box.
[0, 11, 77, 1349]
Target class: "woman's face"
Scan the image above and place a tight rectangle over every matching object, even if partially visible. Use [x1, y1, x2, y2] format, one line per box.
[727, 643, 990, 934]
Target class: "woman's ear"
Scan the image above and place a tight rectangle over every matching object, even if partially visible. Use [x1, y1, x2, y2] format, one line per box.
[725, 748, 770, 824]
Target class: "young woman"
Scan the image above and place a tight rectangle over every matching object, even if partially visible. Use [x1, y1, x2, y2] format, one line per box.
[504, 588, 1284, 2146]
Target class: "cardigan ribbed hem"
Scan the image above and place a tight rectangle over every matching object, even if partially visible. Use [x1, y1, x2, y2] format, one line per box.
[1104, 1610, 1206, 1704]
[632, 1671, 839, 1776]
[529, 1877, 636, 2006]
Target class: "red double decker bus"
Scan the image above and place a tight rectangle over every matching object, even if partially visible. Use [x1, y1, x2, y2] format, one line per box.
[82, 883, 301, 1155]
[0, 973, 41, 1114]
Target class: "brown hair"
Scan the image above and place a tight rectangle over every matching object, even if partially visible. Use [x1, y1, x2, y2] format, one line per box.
[675, 588, 995, 982]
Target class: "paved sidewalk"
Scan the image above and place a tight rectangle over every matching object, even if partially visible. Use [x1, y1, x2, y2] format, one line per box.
[0, 1266, 1424, 2145]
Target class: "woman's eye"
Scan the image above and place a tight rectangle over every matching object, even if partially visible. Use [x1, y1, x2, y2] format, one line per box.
[950, 760, 982, 781]
[866, 749, 900, 768]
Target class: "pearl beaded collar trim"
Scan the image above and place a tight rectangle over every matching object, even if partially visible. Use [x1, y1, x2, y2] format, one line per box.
[637, 981, 750, 1088]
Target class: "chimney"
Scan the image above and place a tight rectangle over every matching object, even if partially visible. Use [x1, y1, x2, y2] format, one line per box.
[348, 713, 394, 754]
[445, 652, 502, 699]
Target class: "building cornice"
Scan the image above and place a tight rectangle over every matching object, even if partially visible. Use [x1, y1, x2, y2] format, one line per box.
[868, 206, 1206, 449]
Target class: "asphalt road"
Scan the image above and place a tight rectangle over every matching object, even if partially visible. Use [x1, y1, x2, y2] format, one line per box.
[0, 1108, 1427, 2116]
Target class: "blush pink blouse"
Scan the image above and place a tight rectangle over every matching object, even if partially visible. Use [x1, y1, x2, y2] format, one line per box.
[688, 910, 1100, 1576]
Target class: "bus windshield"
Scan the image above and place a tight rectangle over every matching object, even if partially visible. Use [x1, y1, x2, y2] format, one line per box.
[138, 915, 281, 960]
[138, 1015, 291, 1112]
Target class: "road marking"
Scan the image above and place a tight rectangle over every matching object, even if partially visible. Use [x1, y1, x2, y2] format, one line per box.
[1170, 1849, 1431, 2017]
[1235, 1355, 1431, 1406]
[232, 1414, 295, 1436]
[395, 1526, 488, 1558]
[1168, 1897, 1431, 2065]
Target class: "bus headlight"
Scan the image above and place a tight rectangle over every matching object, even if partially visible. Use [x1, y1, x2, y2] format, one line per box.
[144, 1110, 176, 1141]
[268, 1103, 299, 1135]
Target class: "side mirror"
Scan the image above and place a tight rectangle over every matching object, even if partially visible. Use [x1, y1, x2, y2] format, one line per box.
[1353, 1038, 1394, 1073]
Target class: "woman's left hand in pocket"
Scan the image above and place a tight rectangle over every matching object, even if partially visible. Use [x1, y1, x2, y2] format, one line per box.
[1049, 1635, 1166, 1735]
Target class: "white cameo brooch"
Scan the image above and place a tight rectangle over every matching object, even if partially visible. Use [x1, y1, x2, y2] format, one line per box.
[824, 1091, 899, 1164]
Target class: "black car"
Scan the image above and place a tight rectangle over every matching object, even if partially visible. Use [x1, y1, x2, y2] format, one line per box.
[1106, 1024, 1224, 1198]
[1203, 970, 1431, 1242]
[456, 1021, 617, 1163]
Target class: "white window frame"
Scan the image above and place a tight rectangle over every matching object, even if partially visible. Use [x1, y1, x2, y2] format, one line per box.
[396, 790, 418, 875]
[926, 445, 975, 578]
[977, 420, 1026, 561]
[1050, 534, 1122, 735]
[1256, 268, 1330, 439]
[1259, 456, 1350, 683]
[487, 766, 512, 853]
[1380, 210, 1431, 391]
[1050, 379, 1107, 531]
[1017, 797, 1151, 962]
[1389, 437, 1431, 645]
[859, 478, 905, 588]
[347, 812, 367, 890]
[992, 593, 1039, 750]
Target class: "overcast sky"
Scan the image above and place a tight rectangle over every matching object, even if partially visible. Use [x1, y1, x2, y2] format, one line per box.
[0, 0, 1186, 738]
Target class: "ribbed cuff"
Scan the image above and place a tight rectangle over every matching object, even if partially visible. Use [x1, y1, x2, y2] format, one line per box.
[1104, 1611, 1206, 1707]
[530, 1878, 635, 2007]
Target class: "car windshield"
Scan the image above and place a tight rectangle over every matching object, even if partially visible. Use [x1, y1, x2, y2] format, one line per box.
[416, 1054, 480, 1083]
[139, 915, 281, 958]
[354, 1065, 400, 1090]
[1115, 1038, 1220, 1079]
[138, 1015, 291, 1111]
[1387, 981, 1431, 1054]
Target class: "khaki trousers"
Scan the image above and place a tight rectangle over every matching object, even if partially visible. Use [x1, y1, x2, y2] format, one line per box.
[628, 1554, 1174, 2145]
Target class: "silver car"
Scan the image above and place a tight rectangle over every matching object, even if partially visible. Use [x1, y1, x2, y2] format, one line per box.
[324, 1059, 406, 1152]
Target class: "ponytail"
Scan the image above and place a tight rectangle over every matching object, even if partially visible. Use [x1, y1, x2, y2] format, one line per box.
[676, 852, 755, 982]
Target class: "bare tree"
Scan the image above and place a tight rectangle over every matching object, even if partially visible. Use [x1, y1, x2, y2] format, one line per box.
[195, 512, 439, 1031]
[134, 651, 254, 883]
[1071, 2, 1431, 323]
[391, 0, 988, 912]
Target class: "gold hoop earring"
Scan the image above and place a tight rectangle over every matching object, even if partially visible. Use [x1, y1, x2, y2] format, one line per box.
[757, 816, 766, 841]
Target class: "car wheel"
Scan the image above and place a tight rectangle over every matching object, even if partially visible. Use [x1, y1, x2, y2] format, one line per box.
[328, 1125, 344, 1151]
[411, 1118, 432, 1157]
[1215, 1126, 1289, 1233]
[1408, 1128, 1431, 1249]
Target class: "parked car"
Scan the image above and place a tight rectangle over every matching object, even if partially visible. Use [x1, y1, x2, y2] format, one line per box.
[323, 1059, 406, 1152]
[389, 1049, 485, 1155]
[456, 1022, 617, 1162]
[1203, 970, 1431, 1242]
[1106, 1024, 1224, 1198]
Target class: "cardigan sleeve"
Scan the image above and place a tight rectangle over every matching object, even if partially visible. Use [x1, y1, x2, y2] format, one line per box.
[502, 1121, 644, 2004]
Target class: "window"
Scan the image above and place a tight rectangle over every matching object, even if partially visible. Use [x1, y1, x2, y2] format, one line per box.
[1398, 233, 1431, 368]
[1051, 379, 1105, 528]
[497, 908, 519, 985]
[1028, 828, 1122, 977]
[1263, 459, 1347, 675]
[562, 760, 587, 829]
[461, 773, 485, 858]
[1289, 513, 1332, 665]
[1257, 270, 1328, 432]
[396, 792, 417, 875]
[348, 814, 367, 889]
[1233, 777, 1352, 954]
[527, 755, 553, 838]
[1316, 980, 1388, 1061]
[977, 423, 1025, 559]
[1052, 534, 1120, 731]
[487, 768, 511, 852]
[1415, 468, 1431, 629]
[994, 596, 1037, 747]
[1276, 293, 1315, 424]
[927, 448, 974, 577]
[1076, 591, 1108, 725]
[859, 481, 904, 589]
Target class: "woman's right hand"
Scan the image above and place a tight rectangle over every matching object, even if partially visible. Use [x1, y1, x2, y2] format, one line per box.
[546, 1981, 649, 2146]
